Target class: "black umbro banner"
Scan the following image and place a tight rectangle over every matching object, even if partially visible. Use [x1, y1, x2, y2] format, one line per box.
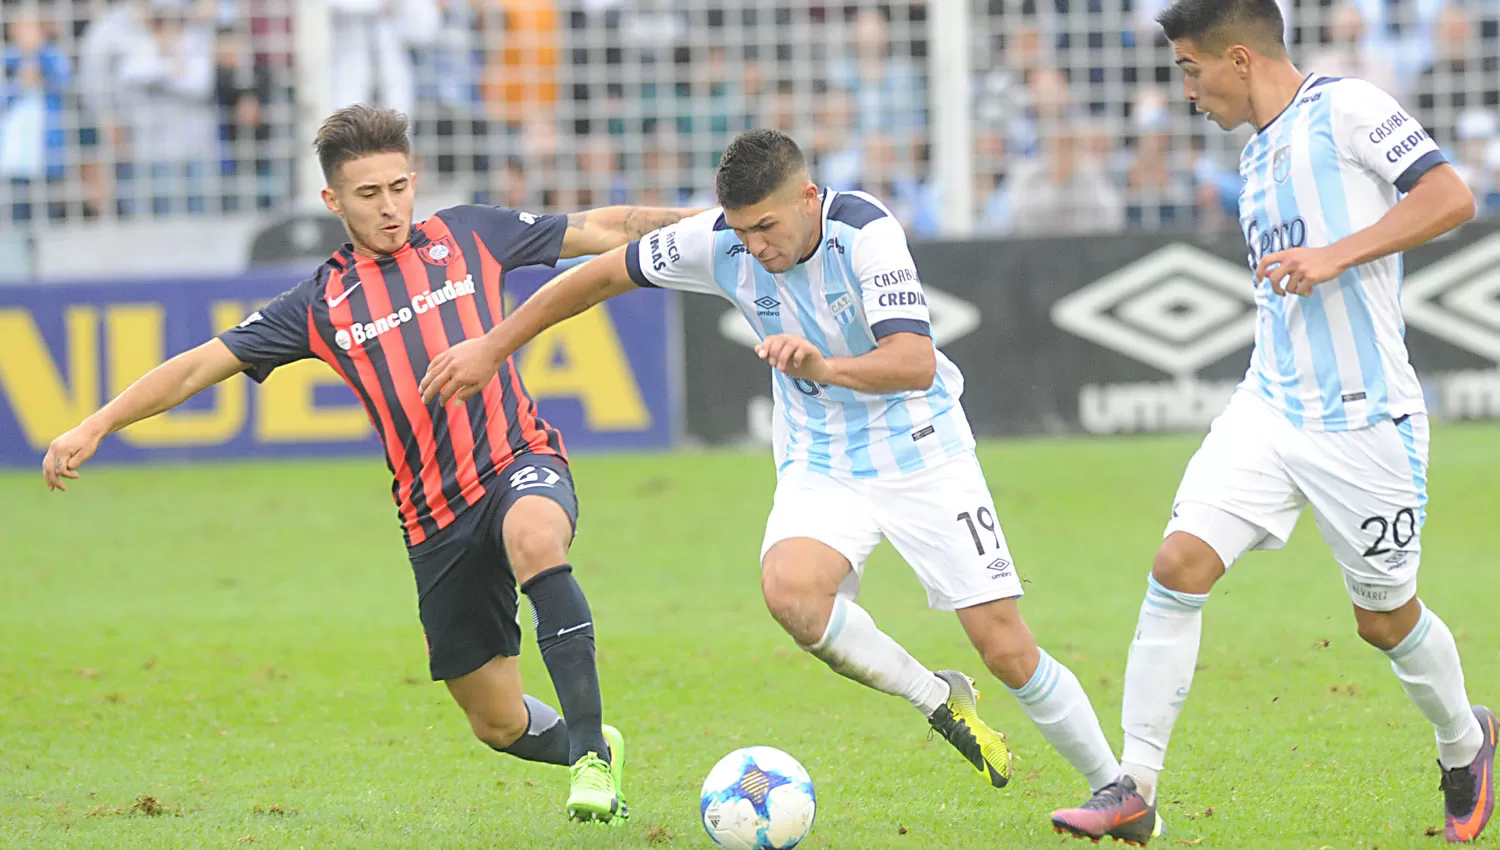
[679, 221, 1500, 443]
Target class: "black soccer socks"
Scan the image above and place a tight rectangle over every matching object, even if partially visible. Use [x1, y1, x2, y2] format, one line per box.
[520, 564, 609, 765]
[497, 695, 571, 765]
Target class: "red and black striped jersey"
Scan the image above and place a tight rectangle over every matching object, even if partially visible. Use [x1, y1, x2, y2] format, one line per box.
[220, 205, 568, 547]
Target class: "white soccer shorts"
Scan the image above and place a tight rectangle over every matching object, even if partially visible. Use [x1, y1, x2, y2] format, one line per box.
[1167, 391, 1430, 612]
[760, 452, 1024, 611]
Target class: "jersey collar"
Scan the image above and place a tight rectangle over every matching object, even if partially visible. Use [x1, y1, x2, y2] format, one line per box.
[793, 188, 831, 267]
[330, 219, 431, 268]
[1256, 73, 1318, 136]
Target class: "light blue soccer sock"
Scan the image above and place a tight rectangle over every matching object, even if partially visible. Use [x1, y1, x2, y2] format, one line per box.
[1121, 575, 1210, 804]
[1383, 602, 1484, 769]
[1008, 648, 1121, 792]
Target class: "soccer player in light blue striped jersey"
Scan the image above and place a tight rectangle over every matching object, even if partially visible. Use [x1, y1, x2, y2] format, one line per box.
[422, 129, 1128, 805]
[1052, 1, 1494, 845]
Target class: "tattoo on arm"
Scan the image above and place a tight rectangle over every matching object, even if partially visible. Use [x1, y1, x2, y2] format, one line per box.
[621, 207, 688, 240]
[564, 207, 690, 247]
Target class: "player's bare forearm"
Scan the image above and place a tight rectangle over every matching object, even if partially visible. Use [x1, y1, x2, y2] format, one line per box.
[483, 247, 637, 362]
[88, 339, 249, 436]
[822, 333, 937, 394]
[560, 206, 701, 258]
[1331, 165, 1476, 269]
[423, 249, 639, 404]
[45, 339, 248, 489]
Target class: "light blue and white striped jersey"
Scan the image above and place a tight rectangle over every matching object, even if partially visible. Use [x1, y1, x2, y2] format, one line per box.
[1239, 74, 1444, 431]
[625, 189, 975, 478]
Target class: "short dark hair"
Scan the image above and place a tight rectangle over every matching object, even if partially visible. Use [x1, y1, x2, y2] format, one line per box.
[1157, 0, 1285, 55]
[714, 129, 808, 209]
[313, 105, 411, 186]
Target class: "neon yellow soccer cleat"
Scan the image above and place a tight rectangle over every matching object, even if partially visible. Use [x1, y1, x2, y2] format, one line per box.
[928, 670, 1015, 788]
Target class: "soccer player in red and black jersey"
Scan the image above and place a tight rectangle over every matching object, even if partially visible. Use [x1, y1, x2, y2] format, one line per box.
[40, 105, 693, 823]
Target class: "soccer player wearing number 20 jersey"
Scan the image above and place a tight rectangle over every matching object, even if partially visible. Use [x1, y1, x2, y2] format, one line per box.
[1051, 2, 1494, 845]
[42, 105, 696, 824]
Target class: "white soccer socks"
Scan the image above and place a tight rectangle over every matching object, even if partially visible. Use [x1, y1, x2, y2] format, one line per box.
[1008, 648, 1122, 792]
[803, 596, 950, 716]
[1121, 575, 1210, 804]
[1384, 602, 1484, 769]
[1117, 580, 1484, 800]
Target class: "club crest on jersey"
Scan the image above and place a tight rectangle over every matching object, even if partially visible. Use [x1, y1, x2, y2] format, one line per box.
[419, 235, 459, 267]
[826, 289, 856, 325]
[1272, 146, 1292, 184]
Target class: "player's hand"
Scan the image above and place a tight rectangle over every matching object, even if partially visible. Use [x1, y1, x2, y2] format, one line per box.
[420, 337, 504, 406]
[756, 334, 829, 382]
[42, 422, 105, 492]
[1256, 246, 1349, 297]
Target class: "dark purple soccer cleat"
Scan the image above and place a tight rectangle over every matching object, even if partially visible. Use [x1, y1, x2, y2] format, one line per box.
[1051, 775, 1160, 846]
[1442, 705, 1497, 843]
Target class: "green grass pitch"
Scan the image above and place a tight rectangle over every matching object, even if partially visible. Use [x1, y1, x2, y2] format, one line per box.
[3, 427, 1499, 849]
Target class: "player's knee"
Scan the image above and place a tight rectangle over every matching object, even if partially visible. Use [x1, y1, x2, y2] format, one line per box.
[759, 551, 802, 607]
[759, 581, 817, 644]
[1152, 534, 1223, 595]
[504, 526, 569, 583]
[467, 707, 528, 750]
[979, 641, 1036, 690]
[501, 496, 573, 582]
[960, 602, 1038, 690]
[760, 566, 829, 645]
[1354, 609, 1411, 651]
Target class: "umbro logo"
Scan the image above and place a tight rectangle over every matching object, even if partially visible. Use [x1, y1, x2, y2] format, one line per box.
[754, 295, 780, 316]
[1051, 244, 1258, 378]
[1402, 233, 1500, 363]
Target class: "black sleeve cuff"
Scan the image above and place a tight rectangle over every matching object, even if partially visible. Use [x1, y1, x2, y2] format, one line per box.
[217, 335, 270, 383]
[542, 217, 566, 267]
[624, 241, 655, 288]
[871, 318, 931, 340]
[1395, 150, 1446, 194]
[239, 365, 272, 384]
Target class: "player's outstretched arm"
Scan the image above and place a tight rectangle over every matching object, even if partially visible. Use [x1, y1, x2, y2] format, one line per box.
[758, 331, 937, 394]
[420, 246, 638, 405]
[559, 206, 701, 259]
[1258, 165, 1476, 297]
[42, 339, 251, 491]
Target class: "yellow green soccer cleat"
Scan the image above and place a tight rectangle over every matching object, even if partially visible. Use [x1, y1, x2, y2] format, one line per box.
[566, 742, 624, 823]
[602, 724, 629, 825]
[928, 670, 1015, 788]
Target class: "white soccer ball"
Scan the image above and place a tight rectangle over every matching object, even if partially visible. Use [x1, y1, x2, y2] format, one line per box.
[700, 746, 817, 850]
